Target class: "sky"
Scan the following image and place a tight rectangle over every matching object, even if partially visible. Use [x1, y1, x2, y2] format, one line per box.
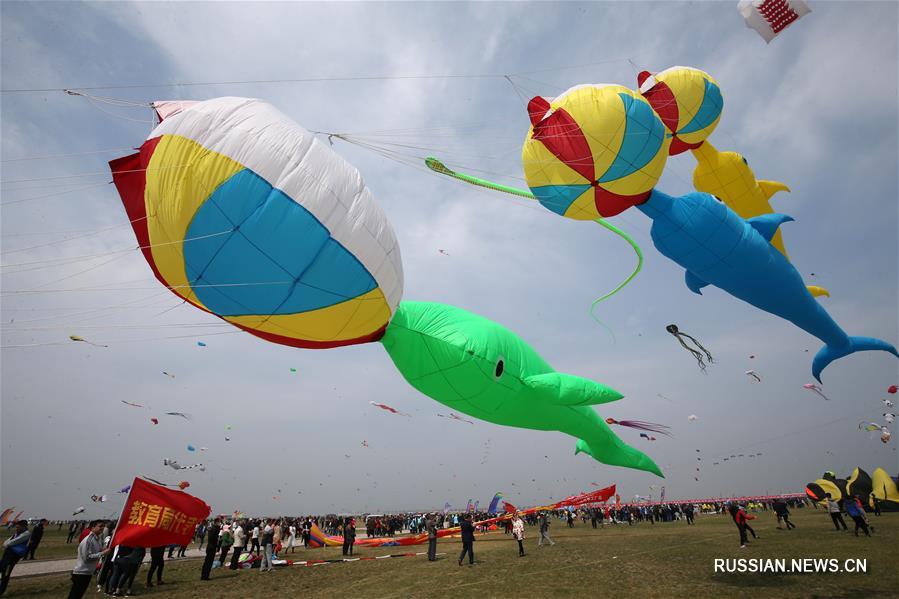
[1, 1, 897, 519]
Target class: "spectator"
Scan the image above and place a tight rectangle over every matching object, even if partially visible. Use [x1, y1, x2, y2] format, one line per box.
[0, 521, 31, 595]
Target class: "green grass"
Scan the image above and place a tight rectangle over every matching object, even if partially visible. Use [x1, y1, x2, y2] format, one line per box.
[10, 509, 898, 598]
[16, 527, 90, 561]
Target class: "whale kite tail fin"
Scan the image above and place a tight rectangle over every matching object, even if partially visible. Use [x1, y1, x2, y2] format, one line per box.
[813, 337, 899, 383]
[575, 438, 664, 478]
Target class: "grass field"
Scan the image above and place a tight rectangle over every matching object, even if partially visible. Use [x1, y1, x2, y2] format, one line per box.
[9, 508, 898, 598]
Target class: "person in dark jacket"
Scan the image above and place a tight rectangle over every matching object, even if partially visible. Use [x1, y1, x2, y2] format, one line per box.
[24, 519, 46, 560]
[458, 514, 475, 566]
[426, 515, 438, 561]
[146, 546, 166, 588]
[200, 518, 221, 581]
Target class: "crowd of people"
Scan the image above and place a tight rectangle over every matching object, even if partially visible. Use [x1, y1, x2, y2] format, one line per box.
[0, 494, 885, 598]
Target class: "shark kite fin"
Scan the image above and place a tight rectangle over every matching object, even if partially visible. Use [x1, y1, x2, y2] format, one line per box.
[685, 271, 709, 295]
[525, 373, 622, 406]
[758, 180, 790, 200]
[806, 285, 830, 298]
[747, 213, 795, 243]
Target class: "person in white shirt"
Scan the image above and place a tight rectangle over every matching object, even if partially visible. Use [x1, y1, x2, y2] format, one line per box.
[250, 523, 260, 555]
[286, 523, 297, 554]
[229, 522, 246, 570]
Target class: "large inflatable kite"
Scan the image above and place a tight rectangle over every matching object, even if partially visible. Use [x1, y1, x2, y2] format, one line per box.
[519, 84, 898, 381]
[637, 65, 827, 298]
[109, 97, 660, 477]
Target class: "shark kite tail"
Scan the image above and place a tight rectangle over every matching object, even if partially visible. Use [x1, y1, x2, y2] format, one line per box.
[812, 337, 899, 383]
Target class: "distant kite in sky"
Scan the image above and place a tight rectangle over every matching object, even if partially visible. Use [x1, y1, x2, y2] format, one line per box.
[438, 412, 474, 425]
[745, 370, 761, 382]
[884, 399, 895, 409]
[884, 413, 895, 424]
[738, 0, 811, 44]
[165, 412, 191, 420]
[90, 495, 108, 503]
[162, 371, 175, 378]
[889, 385, 898, 394]
[119, 486, 131, 494]
[289, 368, 297, 372]
[199, 446, 209, 451]
[121, 400, 144, 408]
[177, 481, 190, 490]
[69, 335, 107, 348]
[688, 415, 698, 422]
[197, 341, 207, 347]
[438, 249, 450, 256]
[163, 459, 181, 470]
[639, 433, 657, 441]
[666, 325, 714, 372]
[361, 440, 369, 447]
[605, 418, 672, 436]
[803, 383, 830, 401]
[187, 445, 196, 452]
[370, 401, 410, 416]
[881, 428, 892, 444]
[150, 418, 159, 425]
[859, 422, 880, 433]
[73, 506, 85, 516]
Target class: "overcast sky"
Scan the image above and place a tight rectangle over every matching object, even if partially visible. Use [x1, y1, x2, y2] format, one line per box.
[1, 1, 897, 519]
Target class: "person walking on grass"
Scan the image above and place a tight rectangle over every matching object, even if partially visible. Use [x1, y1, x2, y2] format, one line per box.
[728, 504, 755, 548]
[826, 495, 848, 531]
[67, 520, 110, 599]
[537, 512, 555, 547]
[218, 524, 234, 568]
[0, 520, 30, 596]
[773, 499, 796, 530]
[845, 495, 872, 537]
[458, 514, 475, 566]
[512, 514, 526, 557]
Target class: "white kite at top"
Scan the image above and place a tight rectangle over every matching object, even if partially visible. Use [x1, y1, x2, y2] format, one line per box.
[737, 0, 810, 43]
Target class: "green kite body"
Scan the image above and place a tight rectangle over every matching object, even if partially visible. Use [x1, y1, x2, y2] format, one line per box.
[381, 301, 663, 477]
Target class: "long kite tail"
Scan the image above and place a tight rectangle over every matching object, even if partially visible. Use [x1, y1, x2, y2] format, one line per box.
[424, 157, 643, 329]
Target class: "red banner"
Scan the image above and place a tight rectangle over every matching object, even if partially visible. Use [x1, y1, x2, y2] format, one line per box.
[111, 477, 210, 547]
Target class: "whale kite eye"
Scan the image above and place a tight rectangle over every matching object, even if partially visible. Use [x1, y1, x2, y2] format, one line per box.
[494, 357, 505, 379]
[741, 156, 748, 166]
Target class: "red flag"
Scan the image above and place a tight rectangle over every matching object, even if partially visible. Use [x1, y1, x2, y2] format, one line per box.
[502, 501, 517, 514]
[111, 477, 210, 547]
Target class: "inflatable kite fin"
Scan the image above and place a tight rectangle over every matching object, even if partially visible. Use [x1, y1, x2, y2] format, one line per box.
[525, 372, 623, 406]
[685, 271, 709, 295]
[746, 213, 794, 243]
[758, 180, 791, 200]
[812, 337, 899, 382]
[806, 285, 830, 298]
[575, 438, 664, 478]
[527, 96, 551, 126]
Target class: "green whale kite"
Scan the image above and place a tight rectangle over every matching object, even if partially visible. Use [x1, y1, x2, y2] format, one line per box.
[381, 301, 663, 477]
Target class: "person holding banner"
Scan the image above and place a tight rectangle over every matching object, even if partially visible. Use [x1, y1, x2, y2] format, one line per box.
[68, 520, 110, 599]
